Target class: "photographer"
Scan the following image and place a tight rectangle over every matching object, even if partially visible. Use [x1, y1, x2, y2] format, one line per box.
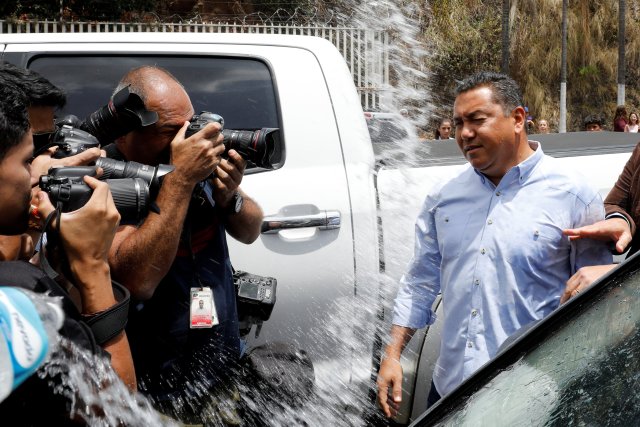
[0, 62, 101, 261]
[104, 66, 263, 422]
[0, 79, 135, 423]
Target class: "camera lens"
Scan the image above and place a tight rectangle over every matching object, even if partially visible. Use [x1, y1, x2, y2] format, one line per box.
[105, 178, 150, 224]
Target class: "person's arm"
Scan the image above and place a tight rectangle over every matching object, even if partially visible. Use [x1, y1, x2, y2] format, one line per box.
[377, 325, 415, 418]
[213, 150, 263, 243]
[563, 143, 640, 253]
[109, 122, 225, 300]
[604, 142, 640, 237]
[377, 194, 442, 418]
[35, 176, 136, 389]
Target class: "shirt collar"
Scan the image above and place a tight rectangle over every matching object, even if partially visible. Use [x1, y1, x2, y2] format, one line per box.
[516, 141, 543, 184]
[473, 141, 544, 187]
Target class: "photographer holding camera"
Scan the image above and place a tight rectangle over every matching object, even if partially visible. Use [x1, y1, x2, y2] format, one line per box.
[0, 62, 102, 261]
[0, 73, 136, 423]
[104, 66, 263, 422]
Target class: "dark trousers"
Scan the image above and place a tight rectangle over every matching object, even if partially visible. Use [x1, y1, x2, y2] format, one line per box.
[426, 380, 441, 409]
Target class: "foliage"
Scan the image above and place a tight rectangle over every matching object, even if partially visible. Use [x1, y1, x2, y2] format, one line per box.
[422, 0, 640, 131]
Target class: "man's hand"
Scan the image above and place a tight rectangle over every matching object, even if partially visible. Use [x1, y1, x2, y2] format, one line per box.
[563, 217, 632, 254]
[170, 121, 225, 187]
[377, 357, 404, 418]
[36, 175, 120, 266]
[30, 147, 102, 187]
[213, 149, 247, 209]
[561, 264, 617, 304]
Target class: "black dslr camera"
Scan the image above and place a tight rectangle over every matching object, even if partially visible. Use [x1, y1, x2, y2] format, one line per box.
[33, 85, 159, 159]
[185, 112, 282, 169]
[39, 167, 151, 224]
[32, 125, 101, 159]
[80, 85, 159, 145]
[234, 270, 277, 339]
[39, 162, 173, 224]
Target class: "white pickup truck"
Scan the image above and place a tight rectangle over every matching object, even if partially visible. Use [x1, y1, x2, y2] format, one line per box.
[1, 32, 637, 425]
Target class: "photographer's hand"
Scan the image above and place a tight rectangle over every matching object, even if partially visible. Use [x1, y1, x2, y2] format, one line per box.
[213, 149, 246, 207]
[30, 147, 102, 187]
[36, 175, 120, 312]
[171, 121, 224, 188]
[214, 149, 263, 244]
[35, 176, 136, 389]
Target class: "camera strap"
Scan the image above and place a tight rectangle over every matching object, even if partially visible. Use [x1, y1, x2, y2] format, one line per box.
[38, 205, 63, 283]
[37, 204, 130, 346]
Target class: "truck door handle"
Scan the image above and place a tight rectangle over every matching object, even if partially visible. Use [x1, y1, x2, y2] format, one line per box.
[261, 210, 341, 234]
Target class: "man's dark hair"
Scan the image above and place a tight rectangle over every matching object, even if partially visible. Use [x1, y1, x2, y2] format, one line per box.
[583, 113, 604, 129]
[455, 71, 524, 117]
[0, 61, 66, 109]
[0, 79, 30, 160]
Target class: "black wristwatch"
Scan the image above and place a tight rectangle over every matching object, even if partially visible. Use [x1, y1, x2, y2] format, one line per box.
[227, 191, 244, 215]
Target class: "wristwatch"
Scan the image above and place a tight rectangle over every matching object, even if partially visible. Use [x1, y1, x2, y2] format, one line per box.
[227, 191, 244, 215]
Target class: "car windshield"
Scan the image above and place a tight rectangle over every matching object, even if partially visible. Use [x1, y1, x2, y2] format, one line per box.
[413, 253, 640, 426]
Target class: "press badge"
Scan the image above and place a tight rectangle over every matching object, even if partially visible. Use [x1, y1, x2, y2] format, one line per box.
[190, 287, 219, 328]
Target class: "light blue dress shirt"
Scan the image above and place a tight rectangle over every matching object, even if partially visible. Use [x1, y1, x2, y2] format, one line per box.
[392, 142, 612, 396]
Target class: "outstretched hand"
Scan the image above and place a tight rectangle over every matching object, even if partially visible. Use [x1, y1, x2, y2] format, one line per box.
[563, 217, 632, 254]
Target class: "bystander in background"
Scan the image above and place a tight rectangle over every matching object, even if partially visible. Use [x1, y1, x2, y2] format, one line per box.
[584, 114, 604, 131]
[625, 112, 639, 133]
[537, 119, 551, 134]
[614, 105, 628, 132]
[434, 118, 453, 140]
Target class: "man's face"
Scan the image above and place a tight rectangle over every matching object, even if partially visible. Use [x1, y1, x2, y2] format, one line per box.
[453, 86, 523, 182]
[120, 79, 194, 166]
[586, 123, 602, 132]
[0, 132, 34, 235]
[439, 121, 452, 139]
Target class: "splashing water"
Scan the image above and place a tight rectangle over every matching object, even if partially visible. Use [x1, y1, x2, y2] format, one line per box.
[39, 337, 178, 426]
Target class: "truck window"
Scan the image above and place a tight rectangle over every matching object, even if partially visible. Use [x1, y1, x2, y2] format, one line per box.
[27, 55, 281, 167]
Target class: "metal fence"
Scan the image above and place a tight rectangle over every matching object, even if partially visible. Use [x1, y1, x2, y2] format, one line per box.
[0, 19, 389, 110]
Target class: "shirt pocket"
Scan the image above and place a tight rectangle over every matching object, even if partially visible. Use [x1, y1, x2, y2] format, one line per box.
[505, 222, 570, 267]
[435, 208, 470, 262]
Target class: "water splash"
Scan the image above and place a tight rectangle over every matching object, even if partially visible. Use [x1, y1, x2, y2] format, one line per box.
[38, 337, 178, 426]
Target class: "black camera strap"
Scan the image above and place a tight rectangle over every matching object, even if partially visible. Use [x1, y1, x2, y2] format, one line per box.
[38, 204, 130, 346]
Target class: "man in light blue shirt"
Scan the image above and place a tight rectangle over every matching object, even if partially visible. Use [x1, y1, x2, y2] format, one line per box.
[376, 71, 612, 418]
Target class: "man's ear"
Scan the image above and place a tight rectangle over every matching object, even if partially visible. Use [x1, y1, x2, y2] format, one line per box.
[512, 106, 526, 133]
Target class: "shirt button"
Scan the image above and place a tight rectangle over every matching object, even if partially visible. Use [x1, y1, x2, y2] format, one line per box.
[480, 248, 486, 255]
[496, 191, 501, 196]
[474, 279, 480, 285]
[487, 219, 493, 225]
[467, 342, 473, 348]
[534, 230, 540, 237]
[471, 309, 478, 317]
